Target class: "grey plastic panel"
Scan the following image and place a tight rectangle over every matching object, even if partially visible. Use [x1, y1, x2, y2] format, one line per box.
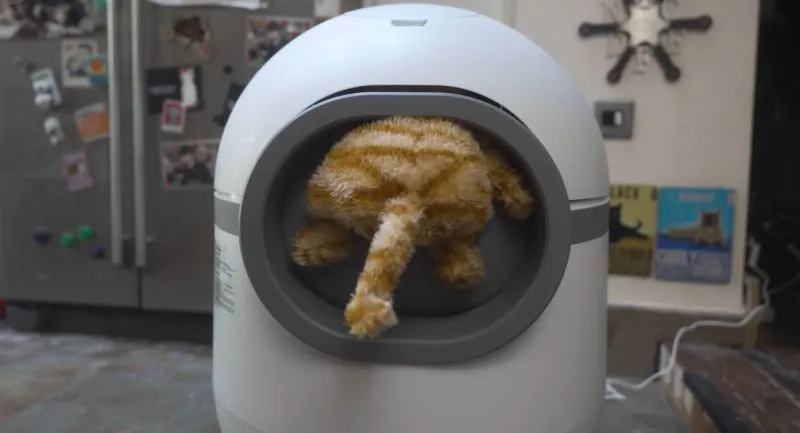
[238, 91, 596, 365]
[215, 197, 241, 236]
[137, 0, 314, 312]
[216, 198, 607, 245]
[571, 204, 610, 245]
[0, 16, 138, 306]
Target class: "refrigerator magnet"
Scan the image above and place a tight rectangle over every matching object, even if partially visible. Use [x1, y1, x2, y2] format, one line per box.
[30, 68, 62, 111]
[213, 82, 245, 128]
[171, 15, 212, 61]
[61, 38, 99, 88]
[161, 99, 186, 134]
[74, 102, 110, 144]
[44, 116, 65, 145]
[161, 139, 219, 190]
[146, 66, 203, 114]
[61, 150, 95, 193]
[87, 54, 108, 86]
[245, 15, 315, 67]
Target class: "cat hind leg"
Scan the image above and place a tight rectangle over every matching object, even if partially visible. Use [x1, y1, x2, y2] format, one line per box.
[483, 150, 534, 220]
[433, 236, 485, 289]
[291, 219, 353, 266]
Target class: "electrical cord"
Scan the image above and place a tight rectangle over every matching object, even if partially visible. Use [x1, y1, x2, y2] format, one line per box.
[604, 240, 771, 402]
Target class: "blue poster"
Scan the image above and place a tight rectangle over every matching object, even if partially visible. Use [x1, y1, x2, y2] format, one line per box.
[654, 187, 735, 284]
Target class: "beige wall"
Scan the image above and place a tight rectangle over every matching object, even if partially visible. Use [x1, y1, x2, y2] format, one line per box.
[371, 0, 761, 315]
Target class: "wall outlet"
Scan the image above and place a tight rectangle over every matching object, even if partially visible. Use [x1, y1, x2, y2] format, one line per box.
[594, 100, 635, 140]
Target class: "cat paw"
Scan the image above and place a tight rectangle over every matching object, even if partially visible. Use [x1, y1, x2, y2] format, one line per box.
[291, 221, 352, 266]
[344, 294, 398, 339]
[505, 195, 534, 220]
[435, 243, 485, 289]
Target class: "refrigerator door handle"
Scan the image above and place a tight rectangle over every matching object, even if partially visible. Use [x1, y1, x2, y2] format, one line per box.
[131, 0, 148, 269]
[107, 0, 125, 266]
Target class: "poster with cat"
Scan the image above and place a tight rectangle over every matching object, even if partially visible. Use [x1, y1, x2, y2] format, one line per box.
[654, 187, 735, 284]
[608, 184, 657, 276]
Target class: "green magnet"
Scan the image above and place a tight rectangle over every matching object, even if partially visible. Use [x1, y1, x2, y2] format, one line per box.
[76, 225, 94, 242]
[60, 232, 78, 248]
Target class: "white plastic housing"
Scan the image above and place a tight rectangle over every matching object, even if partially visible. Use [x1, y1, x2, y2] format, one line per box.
[213, 4, 608, 433]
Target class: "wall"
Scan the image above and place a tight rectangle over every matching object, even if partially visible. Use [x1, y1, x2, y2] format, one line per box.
[370, 0, 761, 315]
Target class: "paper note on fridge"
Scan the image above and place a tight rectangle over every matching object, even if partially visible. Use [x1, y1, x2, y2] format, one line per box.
[74, 102, 110, 143]
[146, 0, 264, 9]
[146, 66, 203, 114]
[314, 0, 340, 17]
[61, 151, 95, 193]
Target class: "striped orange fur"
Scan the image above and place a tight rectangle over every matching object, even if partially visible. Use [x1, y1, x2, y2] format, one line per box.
[291, 116, 534, 338]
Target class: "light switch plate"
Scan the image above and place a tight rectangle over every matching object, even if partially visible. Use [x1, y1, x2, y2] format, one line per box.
[594, 100, 635, 140]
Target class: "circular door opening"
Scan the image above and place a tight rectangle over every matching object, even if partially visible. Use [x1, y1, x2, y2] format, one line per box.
[239, 90, 573, 365]
[281, 118, 544, 317]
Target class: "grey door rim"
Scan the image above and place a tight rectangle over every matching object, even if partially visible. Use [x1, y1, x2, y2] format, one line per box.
[238, 90, 574, 365]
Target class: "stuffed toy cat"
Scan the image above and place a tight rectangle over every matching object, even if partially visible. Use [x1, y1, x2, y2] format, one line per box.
[290, 116, 534, 339]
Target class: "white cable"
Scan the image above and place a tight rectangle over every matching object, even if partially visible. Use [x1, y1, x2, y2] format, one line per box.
[605, 262, 771, 401]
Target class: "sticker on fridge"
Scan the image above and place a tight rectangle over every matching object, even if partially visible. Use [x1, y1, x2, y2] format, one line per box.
[161, 99, 186, 134]
[61, 150, 94, 192]
[86, 53, 107, 86]
[146, 66, 203, 114]
[61, 38, 98, 87]
[74, 102, 110, 143]
[608, 184, 657, 277]
[213, 82, 244, 128]
[0, 0, 102, 40]
[44, 116, 65, 145]
[30, 68, 62, 110]
[170, 15, 212, 60]
[245, 15, 315, 67]
[313, 0, 340, 18]
[148, 0, 264, 9]
[161, 139, 219, 190]
[654, 187, 735, 284]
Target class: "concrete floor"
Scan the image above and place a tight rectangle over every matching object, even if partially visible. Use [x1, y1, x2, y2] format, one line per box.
[0, 327, 688, 433]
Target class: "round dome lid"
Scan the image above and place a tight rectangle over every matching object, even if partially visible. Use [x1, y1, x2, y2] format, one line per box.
[346, 4, 478, 20]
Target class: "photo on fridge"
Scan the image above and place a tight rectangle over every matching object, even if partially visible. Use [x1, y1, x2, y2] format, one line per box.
[161, 139, 219, 190]
[0, 0, 101, 40]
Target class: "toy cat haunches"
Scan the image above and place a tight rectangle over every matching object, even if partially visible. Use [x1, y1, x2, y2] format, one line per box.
[290, 116, 534, 339]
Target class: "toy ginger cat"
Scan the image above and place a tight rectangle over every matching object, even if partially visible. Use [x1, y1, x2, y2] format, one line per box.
[290, 116, 534, 339]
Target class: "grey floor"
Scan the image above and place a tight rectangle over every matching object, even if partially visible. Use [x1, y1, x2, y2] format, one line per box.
[0, 328, 688, 433]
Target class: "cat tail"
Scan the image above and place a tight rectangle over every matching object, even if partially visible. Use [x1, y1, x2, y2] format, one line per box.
[344, 192, 424, 338]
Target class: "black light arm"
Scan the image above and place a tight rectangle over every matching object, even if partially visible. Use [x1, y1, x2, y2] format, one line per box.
[578, 22, 622, 38]
[651, 44, 681, 83]
[668, 15, 713, 32]
[606, 46, 636, 84]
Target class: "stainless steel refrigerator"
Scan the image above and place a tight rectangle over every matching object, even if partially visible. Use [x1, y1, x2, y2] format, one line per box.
[0, 0, 324, 317]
